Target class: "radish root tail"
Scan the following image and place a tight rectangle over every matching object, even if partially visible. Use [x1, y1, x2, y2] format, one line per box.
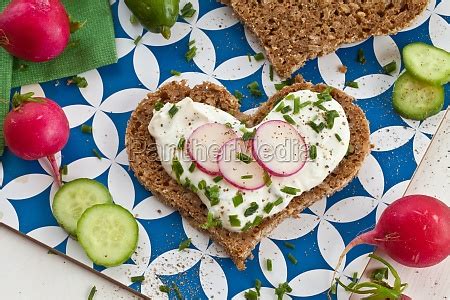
[0, 29, 10, 46]
[328, 230, 379, 300]
[47, 155, 62, 187]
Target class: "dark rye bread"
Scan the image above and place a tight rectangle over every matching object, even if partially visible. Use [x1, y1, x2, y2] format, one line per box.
[125, 79, 370, 269]
[221, 0, 428, 78]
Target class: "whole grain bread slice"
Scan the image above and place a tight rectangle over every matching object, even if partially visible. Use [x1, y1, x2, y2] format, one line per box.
[222, 0, 428, 78]
[126, 79, 370, 270]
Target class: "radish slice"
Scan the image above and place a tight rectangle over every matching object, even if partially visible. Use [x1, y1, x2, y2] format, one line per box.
[218, 138, 266, 190]
[252, 120, 307, 177]
[187, 123, 238, 175]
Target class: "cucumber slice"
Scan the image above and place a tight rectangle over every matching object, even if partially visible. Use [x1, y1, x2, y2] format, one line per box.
[77, 204, 138, 267]
[393, 72, 444, 121]
[52, 178, 113, 237]
[403, 42, 450, 85]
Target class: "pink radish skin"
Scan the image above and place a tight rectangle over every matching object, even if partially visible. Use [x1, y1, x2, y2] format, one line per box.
[187, 123, 237, 175]
[218, 138, 266, 190]
[0, 0, 70, 62]
[4, 93, 69, 186]
[335, 195, 450, 272]
[252, 120, 307, 177]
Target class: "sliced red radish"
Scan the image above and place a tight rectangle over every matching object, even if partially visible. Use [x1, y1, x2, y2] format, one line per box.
[187, 122, 238, 175]
[218, 138, 266, 190]
[252, 120, 307, 177]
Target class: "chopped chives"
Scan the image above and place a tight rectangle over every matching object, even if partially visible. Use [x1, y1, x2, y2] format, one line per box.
[81, 124, 92, 134]
[198, 179, 206, 190]
[229, 215, 241, 227]
[188, 39, 195, 46]
[205, 185, 220, 206]
[130, 275, 145, 283]
[247, 81, 262, 97]
[134, 35, 142, 45]
[234, 90, 244, 103]
[241, 221, 253, 232]
[244, 202, 259, 217]
[280, 105, 292, 114]
[307, 121, 326, 133]
[298, 101, 311, 110]
[236, 152, 252, 164]
[275, 282, 292, 300]
[287, 253, 298, 264]
[188, 163, 196, 173]
[335, 133, 342, 142]
[189, 184, 198, 193]
[357, 48, 366, 64]
[154, 101, 164, 111]
[269, 65, 274, 81]
[275, 101, 285, 112]
[263, 202, 274, 214]
[177, 137, 186, 150]
[247, 53, 252, 62]
[200, 212, 221, 229]
[283, 115, 296, 125]
[285, 94, 295, 101]
[254, 52, 265, 61]
[168, 104, 179, 118]
[281, 186, 301, 195]
[213, 175, 223, 183]
[180, 2, 196, 18]
[159, 285, 170, 294]
[293, 97, 300, 114]
[172, 283, 183, 300]
[383, 61, 397, 74]
[242, 129, 256, 141]
[252, 215, 263, 227]
[325, 110, 340, 129]
[172, 157, 184, 179]
[185, 45, 197, 61]
[59, 164, 68, 176]
[273, 197, 283, 206]
[232, 192, 243, 207]
[309, 145, 317, 160]
[244, 289, 258, 300]
[225, 122, 232, 128]
[274, 78, 294, 91]
[241, 174, 253, 179]
[170, 70, 181, 76]
[183, 177, 191, 189]
[345, 81, 359, 88]
[266, 258, 273, 271]
[178, 238, 191, 251]
[68, 75, 88, 88]
[284, 242, 295, 249]
[255, 279, 262, 296]
[92, 149, 102, 159]
[88, 286, 97, 300]
[263, 171, 272, 187]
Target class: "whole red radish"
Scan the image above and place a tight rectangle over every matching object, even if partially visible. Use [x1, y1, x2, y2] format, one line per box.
[335, 195, 450, 271]
[0, 0, 70, 62]
[4, 92, 69, 186]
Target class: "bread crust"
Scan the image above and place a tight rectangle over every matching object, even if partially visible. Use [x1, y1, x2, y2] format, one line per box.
[222, 0, 428, 78]
[125, 79, 370, 269]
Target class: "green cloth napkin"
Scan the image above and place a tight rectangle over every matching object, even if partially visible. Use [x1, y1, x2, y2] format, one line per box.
[0, 0, 117, 155]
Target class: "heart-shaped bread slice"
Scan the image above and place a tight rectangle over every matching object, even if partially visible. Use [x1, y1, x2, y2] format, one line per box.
[126, 78, 370, 269]
[222, 0, 428, 78]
